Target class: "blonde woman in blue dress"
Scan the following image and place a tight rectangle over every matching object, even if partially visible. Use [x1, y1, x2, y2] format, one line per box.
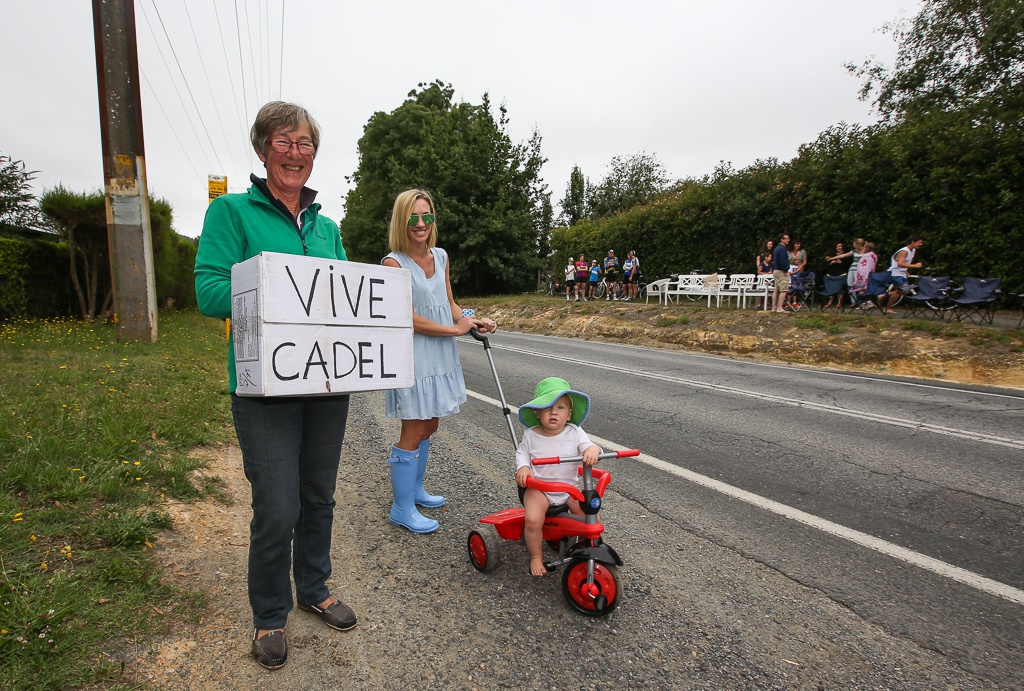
[382, 189, 497, 533]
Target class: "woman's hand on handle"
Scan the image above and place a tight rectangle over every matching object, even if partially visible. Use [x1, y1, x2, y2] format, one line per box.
[454, 315, 482, 335]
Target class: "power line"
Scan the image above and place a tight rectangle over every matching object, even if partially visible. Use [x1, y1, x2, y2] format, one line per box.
[233, 0, 251, 134]
[239, 0, 261, 110]
[147, 0, 227, 173]
[136, 1, 216, 173]
[181, 0, 240, 176]
[212, 1, 253, 172]
[258, 0, 267, 103]
[279, 0, 285, 98]
[140, 67, 204, 183]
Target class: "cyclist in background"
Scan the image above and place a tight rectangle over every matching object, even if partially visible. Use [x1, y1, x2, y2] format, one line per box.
[588, 259, 602, 300]
[623, 250, 640, 301]
[603, 249, 620, 301]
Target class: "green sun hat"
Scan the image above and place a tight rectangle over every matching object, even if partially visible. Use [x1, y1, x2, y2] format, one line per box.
[518, 377, 590, 428]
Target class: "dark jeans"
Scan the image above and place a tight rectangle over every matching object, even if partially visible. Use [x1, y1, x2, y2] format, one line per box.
[231, 393, 350, 630]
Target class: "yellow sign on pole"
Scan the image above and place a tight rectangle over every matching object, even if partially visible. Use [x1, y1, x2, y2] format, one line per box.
[208, 174, 231, 338]
[208, 175, 228, 203]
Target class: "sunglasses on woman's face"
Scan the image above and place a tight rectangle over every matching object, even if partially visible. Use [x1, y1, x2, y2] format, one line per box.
[407, 213, 435, 226]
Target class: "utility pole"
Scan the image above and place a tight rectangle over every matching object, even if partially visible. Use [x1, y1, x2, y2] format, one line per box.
[93, 0, 157, 342]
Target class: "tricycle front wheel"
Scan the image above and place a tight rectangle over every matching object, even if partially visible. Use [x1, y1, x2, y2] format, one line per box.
[561, 559, 620, 616]
[467, 529, 501, 572]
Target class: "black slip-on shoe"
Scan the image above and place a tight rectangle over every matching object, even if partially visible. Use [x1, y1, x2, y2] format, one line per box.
[251, 629, 287, 670]
[297, 599, 357, 631]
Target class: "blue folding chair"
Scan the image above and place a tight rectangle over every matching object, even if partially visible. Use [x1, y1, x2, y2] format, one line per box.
[818, 275, 848, 312]
[786, 271, 815, 311]
[947, 277, 1001, 325]
[851, 271, 893, 314]
[903, 276, 950, 320]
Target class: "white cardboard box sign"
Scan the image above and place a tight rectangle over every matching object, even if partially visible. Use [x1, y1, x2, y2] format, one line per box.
[231, 252, 414, 396]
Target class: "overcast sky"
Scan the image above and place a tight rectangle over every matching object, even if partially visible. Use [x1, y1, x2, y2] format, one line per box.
[3, 1, 920, 239]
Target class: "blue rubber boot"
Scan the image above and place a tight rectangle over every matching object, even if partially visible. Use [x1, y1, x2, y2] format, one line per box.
[388, 446, 439, 534]
[414, 439, 445, 508]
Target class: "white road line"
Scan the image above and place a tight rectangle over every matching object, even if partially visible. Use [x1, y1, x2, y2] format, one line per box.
[465, 342, 1024, 450]
[465, 334, 1024, 400]
[466, 388, 1024, 607]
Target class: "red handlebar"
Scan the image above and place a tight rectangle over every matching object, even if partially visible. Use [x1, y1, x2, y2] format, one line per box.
[523, 450, 638, 499]
[524, 476, 585, 501]
[532, 449, 640, 465]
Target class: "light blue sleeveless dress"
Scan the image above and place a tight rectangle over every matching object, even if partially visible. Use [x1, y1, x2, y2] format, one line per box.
[384, 248, 467, 420]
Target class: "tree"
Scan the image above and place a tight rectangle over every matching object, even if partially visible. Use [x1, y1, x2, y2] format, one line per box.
[848, 0, 1024, 124]
[39, 186, 111, 319]
[586, 152, 670, 219]
[149, 198, 198, 308]
[558, 165, 587, 226]
[340, 81, 549, 294]
[0, 153, 45, 230]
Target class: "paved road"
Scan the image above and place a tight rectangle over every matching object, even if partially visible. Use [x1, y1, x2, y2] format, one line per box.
[454, 331, 1024, 686]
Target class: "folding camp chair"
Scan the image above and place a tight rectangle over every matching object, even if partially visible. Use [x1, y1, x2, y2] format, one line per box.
[786, 272, 815, 311]
[851, 271, 892, 314]
[818, 275, 847, 312]
[903, 276, 950, 320]
[947, 277, 1001, 325]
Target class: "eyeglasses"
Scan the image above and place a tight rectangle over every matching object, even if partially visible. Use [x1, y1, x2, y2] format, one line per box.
[270, 138, 315, 155]
[407, 213, 435, 226]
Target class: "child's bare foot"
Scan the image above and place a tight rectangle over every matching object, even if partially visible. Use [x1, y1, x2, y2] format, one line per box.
[529, 557, 547, 577]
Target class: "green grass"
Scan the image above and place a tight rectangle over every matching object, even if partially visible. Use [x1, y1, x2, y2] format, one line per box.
[794, 315, 844, 334]
[0, 310, 233, 689]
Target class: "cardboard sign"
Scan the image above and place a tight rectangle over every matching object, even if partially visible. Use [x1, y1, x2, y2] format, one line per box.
[231, 252, 413, 396]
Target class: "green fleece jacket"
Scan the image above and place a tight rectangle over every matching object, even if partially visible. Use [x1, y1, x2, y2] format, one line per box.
[194, 180, 347, 392]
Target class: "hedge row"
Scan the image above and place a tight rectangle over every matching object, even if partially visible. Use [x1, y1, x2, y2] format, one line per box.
[553, 110, 1023, 290]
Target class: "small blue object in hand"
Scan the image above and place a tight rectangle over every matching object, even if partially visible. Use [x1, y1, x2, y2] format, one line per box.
[462, 309, 475, 318]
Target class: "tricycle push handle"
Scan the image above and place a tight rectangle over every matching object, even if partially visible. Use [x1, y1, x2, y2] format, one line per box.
[532, 449, 639, 466]
[469, 328, 489, 345]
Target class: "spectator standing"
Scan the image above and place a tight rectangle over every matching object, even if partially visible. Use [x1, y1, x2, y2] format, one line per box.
[879, 235, 924, 314]
[194, 101, 356, 670]
[771, 233, 792, 313]
[575, 254, 589, 301]
[626, 251, 634, 300]
[827, 237, 866, 304]
[381, 189, 497, 536]
[622, 251, 640, 301]
[564, 256, 576, 301]
[822, 241, 852, 309]
[588, 260, 601, 299]
[851, 241, 879, 294]
[603, 250, 620, 301]
[756, 239, 774, 310]
[824, 241, 852, 277]
[757, 240, 774, 276]
[789, 240, 808, 274]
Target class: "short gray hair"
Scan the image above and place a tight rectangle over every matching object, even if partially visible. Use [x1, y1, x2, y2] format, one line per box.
[250, 101, 321, 158]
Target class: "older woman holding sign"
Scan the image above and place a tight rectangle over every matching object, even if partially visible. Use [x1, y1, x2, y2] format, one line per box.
[382, 189, 496, 534]
[195, 101, 356, 670]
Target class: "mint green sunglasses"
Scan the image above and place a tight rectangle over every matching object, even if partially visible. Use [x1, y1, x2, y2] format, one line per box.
[407, 213, 436, 226]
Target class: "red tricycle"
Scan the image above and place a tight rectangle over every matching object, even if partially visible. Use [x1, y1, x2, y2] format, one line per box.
[465, 329, 639, 616]
[467, 448, 639, 616]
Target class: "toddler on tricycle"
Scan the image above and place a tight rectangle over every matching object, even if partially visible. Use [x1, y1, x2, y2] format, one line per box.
[464, 348, 638, 616]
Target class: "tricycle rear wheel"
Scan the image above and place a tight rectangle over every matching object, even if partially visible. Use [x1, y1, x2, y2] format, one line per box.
[467, 529, 501, 572]
[561, 558, 619, 616]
